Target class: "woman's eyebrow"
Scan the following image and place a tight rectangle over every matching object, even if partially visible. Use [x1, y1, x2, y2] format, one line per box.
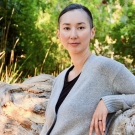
[63, 23, 70, 25]
[78, 22, 86, 25]
[62, 22, 86, 25]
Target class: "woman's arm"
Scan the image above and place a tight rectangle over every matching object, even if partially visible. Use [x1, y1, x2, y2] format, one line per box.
[102, 94, 135, 113]
[102, 64, 135, 113]
[90, 64, 135, 135]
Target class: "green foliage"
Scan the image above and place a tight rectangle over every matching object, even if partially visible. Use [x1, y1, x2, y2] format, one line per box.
[111, 2, 135, 67]
[0, 0, 135, 83]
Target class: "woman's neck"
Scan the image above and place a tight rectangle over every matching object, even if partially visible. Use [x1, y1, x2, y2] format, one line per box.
[70, 51, 91, 74]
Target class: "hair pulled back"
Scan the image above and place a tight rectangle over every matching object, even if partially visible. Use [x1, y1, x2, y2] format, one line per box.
[58, 3, 94, 29]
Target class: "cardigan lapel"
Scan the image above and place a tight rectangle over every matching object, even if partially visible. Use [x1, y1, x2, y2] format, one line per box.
[54, 54, 96, 107]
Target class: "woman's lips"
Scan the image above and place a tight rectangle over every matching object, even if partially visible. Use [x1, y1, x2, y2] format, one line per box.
[69, 43, 80, 47]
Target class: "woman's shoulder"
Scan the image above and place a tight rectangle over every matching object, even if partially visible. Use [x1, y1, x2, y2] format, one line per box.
[90, 54, 123, 73]
[94, 54, 122, 67]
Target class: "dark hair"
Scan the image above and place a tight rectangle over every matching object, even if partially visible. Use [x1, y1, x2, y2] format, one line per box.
[58, 3, 94, 29]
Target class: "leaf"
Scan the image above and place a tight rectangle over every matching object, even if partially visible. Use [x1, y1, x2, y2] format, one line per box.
[120, 15, 128, 23]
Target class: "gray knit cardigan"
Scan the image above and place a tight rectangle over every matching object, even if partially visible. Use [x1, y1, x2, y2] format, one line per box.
[40, 54, 135, 135]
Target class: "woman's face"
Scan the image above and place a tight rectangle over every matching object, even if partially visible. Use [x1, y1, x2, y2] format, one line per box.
[57, 9, 95, 55]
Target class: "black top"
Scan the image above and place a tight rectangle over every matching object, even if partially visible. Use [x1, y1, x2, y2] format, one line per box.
[55, 66, 80, 114]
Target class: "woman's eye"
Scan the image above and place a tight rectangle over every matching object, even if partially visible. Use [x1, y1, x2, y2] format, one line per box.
[78, 27, 85, 30]
[64, 27, 70, 30]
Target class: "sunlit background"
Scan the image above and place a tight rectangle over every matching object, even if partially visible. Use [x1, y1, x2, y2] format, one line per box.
[0, 0, 135, 83]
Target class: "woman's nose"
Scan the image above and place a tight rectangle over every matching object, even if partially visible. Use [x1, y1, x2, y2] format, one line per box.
[70, 28, 77, 39]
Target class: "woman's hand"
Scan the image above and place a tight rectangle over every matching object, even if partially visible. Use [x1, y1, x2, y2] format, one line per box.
[89, 99, 108, 135]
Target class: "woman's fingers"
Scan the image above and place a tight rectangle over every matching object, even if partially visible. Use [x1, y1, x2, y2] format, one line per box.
[102, 114, 107, 132]
[89, 119, 94, 135]
[90, 118, 103, 135]
[98, 120, 103, 135]
[94, 118, 101, 135]
[89, 100, 108, 135]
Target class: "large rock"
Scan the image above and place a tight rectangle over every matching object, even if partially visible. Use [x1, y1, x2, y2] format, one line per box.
[107, 106, 135, 135]
[0, 74, 54, 135]
[0, 74, 135, 135]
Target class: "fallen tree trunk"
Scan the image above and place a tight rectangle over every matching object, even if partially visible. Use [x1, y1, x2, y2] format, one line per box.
[0, 74, 135, 135]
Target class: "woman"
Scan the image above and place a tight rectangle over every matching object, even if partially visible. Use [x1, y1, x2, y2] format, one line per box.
[40, 3, 135, 135]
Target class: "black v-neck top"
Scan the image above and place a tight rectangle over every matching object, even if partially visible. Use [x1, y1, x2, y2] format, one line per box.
[55, 66, 81, 114]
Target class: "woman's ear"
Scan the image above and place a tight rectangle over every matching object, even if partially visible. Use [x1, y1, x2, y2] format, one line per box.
[90, 27, 96, 39]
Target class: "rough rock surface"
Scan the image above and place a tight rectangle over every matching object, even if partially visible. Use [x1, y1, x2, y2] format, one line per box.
[107, 106, 135, 135]
[0, 74, 54, 135]
[0, 74, 135, 135]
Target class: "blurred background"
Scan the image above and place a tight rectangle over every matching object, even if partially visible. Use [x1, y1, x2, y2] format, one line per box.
[0, 0, 135, 83]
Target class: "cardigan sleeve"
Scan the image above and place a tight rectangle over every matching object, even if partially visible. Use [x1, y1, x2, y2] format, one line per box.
[102, 64, 135, 113]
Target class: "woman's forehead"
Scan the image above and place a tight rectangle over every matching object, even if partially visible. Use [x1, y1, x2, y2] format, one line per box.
[59, 9, 90, 25]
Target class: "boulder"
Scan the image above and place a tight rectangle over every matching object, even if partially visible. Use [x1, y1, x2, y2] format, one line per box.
[107, 106, 135, 135]
[0, 74, 54, 135]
